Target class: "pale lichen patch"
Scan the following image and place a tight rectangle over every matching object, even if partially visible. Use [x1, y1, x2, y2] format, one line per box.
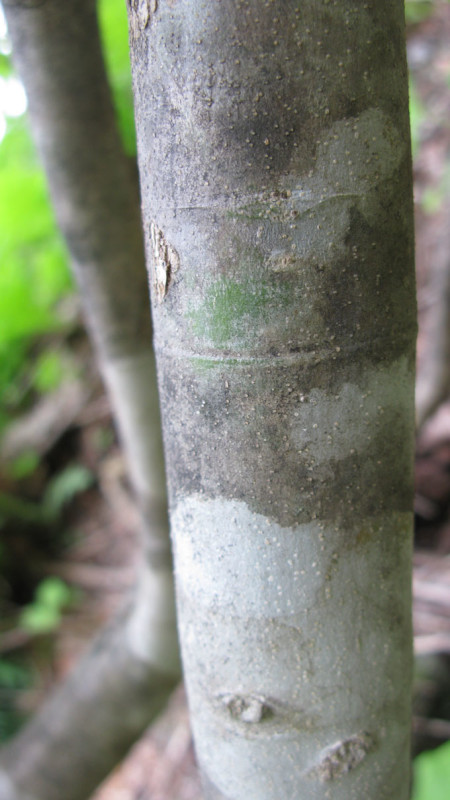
[150, 221, 180, 302]
[305, 731, 376, 782]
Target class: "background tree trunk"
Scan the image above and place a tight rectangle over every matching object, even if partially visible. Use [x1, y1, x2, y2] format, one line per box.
[0, 2, 179, 798]
[415, 194, 450, 429]
[128, 1, 416, 798]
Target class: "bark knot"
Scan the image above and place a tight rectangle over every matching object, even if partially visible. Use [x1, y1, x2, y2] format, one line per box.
[150, 222, 180, 303]
[305, 731, 375, 782]
[128, 0, 157, 37]
[219, 693, 272, 724]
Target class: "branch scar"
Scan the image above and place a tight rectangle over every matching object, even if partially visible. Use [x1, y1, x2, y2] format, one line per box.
[150, 222, 180, 303]
[218, 693, 273, 724]
[128, 0, 158, 36]
[305, 732, 376, 782]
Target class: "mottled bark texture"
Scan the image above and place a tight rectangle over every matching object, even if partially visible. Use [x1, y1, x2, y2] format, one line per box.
[128, 1, 416, 798]
[0, 2, 179, 799]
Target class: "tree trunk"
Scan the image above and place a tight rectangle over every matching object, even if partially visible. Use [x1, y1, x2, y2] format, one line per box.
[0, 2, 179, 798]
[128, 1, 416, 798]
[415, 196, 450, 429]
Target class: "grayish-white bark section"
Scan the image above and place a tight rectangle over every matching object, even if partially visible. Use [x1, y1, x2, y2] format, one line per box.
[174, 501, 411, 799]
[128, 1, 416, 798]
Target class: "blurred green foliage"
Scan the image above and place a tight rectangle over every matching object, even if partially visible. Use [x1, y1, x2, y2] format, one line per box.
[0, 0, 136, 435]
[421, 164, 450, 215]
[0, 52, 12, 78]
[32, 351, 68, 394]
[405, 1, 435, 25]
[98, 0, 136, 155]
[20, 576, 74, 634]
[0, 464, 94, 526]
[7, 450, 40, 480]
[408, 77, 426, 161]
[0, 120, 73, 430]
[0, 656, 31, 741]
[42, 464, 94, 520]
[413, 741, 450, 800]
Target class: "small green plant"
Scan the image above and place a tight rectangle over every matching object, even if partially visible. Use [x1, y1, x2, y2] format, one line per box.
[0, 659, 29, 691]
[8, 450, 40, 480]
[19, 577, 74, 635]
[43, 464, 94, 519]
[413, 741, 450, 800]
[32, 351, 66, 394]
[0, 463, 94, 528]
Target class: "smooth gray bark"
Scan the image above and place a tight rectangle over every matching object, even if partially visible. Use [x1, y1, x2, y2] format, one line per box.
[128, 1, 416, 798]
[0, 2, 179, 798]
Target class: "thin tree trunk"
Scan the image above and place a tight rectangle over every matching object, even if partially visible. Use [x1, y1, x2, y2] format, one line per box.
[0, 2, 179, 798]
[129, 1, 416, 798]
[415, 197, 450, 429]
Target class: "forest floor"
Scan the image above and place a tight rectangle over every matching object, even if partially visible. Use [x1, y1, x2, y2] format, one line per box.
[1, 4, 450, 799]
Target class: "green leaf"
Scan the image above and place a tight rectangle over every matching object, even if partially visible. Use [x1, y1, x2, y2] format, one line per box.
[19, 577, 73, 634]
[0, 491, 46, 524]
[0, 658, 29, 689]
[8, 450, 39, 479]
[34, 577, 73, 611]
[43, 465, 94, 519]
[20, 604, 61, 634]
[32, 351, 65, 393]
[413, 742, 450, 800]
[0, 658, 30, 689]
[0, 54, 12, 78]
